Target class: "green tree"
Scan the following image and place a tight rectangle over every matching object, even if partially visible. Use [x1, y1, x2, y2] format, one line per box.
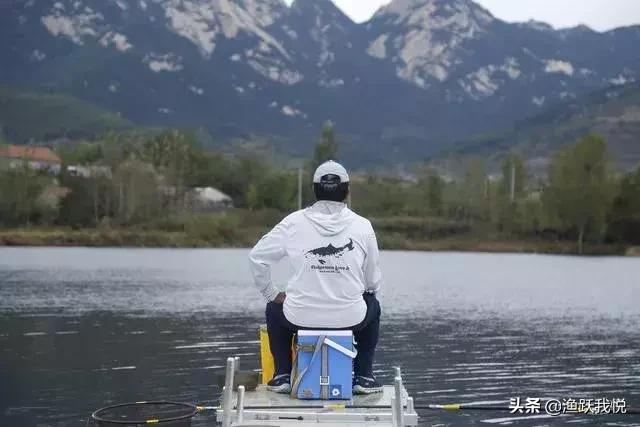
[543, 135, 613, 253]
[58, 175, 98, 227]
[608, 166, 640, 243]
[0, 163, 49, 226]
[426, 174, 445, 216]
[113, 160, 161, 224]
[142, 130, 197, 213]
[245, 184, 259, 211]
[499, 153, 527, 201]
[187, 152, 230, 188]
[411, 169, 445, 216]
[366, 176, 422, 217]
[262, 171, 297, 211]
[232, 154, 270, 208]
[312, 121, 339, 170]
[57, 141, 104, 165]
[515, 198, 544, 235]
[496, 153, 527, 232]
[459, 157, 488, 221]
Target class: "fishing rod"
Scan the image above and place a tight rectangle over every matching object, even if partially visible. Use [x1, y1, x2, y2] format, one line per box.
[420, 403, 640, 415]
[195, 403, 640, 414]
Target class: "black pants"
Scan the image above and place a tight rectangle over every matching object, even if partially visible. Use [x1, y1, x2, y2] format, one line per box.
[265, 293, 381, 379]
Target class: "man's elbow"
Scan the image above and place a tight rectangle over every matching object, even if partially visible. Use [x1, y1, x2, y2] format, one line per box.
[368, 276, 383, 294]
[248, 245, 261, 264]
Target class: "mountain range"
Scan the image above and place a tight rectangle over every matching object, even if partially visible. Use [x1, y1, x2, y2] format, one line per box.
[438, 82, 640, 173]
[1, 0, 639, 167]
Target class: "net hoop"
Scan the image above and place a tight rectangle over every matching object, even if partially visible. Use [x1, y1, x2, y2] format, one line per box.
[91, 401, 198, 425]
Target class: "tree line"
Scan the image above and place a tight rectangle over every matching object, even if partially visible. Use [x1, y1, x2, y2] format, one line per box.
[1, 126, 639, 253]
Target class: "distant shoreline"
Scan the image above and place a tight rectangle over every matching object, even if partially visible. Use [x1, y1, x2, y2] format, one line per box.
[0, 228, 635, 256]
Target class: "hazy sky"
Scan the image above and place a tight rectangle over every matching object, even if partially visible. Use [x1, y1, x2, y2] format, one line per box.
[283, 0, 640, 31]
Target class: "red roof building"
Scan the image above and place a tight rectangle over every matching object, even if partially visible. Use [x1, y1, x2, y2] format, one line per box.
[0, 145, 61, 164]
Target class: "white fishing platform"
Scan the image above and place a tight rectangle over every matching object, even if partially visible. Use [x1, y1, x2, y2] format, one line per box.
[216, 357, 419, 427]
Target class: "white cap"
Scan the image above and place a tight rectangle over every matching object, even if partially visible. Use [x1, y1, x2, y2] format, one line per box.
[313, 160, 350, 183]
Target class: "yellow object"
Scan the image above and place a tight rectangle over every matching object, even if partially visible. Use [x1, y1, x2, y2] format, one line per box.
[260, 324, 275, 385]
[442, 404, 461, 411]
[146, 419, 159, 424]
[326, 404, 346, 410]
[259, 324, 295, 384]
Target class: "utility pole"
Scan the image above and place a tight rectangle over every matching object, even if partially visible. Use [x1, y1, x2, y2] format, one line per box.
[510, 163, 516, 204]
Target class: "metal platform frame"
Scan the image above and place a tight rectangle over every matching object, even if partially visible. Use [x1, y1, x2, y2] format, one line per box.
[216, 357, 419, 426]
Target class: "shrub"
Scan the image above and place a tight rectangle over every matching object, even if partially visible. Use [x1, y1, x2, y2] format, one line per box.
[186, 213, 241, 245]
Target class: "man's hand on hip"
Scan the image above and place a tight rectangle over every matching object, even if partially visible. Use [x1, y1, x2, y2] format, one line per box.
[273, 292, 287, 304]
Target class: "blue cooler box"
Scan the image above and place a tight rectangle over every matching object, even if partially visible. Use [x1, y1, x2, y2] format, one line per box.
[292, 330, 356, 400]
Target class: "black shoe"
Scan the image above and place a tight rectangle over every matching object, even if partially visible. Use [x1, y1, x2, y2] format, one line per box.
[267, 374, 291, 394]
[353, 376, 383, 394]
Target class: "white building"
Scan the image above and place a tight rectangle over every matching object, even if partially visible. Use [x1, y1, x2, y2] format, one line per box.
[190, 187, 234, 210]
[67, 165, 112, 179]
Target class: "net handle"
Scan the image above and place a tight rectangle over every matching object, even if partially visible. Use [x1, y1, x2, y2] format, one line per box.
[91, 401, 198, 425]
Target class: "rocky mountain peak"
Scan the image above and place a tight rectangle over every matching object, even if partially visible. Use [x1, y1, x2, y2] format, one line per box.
[160, 0, 290, 58]
[375, 0, 494, 27]
[33, 0, 290, 58]
[367, 0, 495, 86]
[280, 0, 357, 73]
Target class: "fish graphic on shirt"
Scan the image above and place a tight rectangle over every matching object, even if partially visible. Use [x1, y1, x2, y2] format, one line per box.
[306, 239, 354, 264]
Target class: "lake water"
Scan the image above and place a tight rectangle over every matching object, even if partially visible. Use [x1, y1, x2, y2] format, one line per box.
[0, 247, 639, 426]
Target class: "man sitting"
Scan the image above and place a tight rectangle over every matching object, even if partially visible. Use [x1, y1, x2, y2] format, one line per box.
[249, 160, 384, 395]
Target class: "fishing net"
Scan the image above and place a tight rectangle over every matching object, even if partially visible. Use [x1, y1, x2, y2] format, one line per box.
[91, 401, 198, 426]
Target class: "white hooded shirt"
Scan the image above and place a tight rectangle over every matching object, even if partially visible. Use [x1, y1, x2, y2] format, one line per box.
[249, 201, 383, 328]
